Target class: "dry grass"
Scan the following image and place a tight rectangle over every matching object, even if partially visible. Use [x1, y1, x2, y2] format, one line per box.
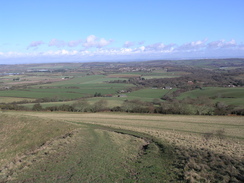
[0, 113, 76, 167]
[15, 112, 244, 139]
[1, 122, 148, 182]
[0, 129, 81, 181]
[3, 111, 244, 182]
[7, 112, 243, 157]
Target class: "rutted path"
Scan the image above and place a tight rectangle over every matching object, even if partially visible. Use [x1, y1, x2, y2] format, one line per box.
[0, 119, 184, 182]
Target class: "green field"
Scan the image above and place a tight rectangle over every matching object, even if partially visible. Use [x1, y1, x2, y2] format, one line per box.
[178, 87, 244, 106]
[1, 111, 243, 182]
[126, 88, 173, 101]
[34, 75, 128, 87]
[0, 75, 133, 100]
[20, 98, 124, 109]
[19, 88, 172, 109]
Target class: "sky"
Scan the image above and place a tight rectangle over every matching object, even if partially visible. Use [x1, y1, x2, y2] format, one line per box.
[0, 0, 244, 64]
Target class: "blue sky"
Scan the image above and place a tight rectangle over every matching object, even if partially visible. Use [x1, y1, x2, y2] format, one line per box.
[0, 0, 244, 64]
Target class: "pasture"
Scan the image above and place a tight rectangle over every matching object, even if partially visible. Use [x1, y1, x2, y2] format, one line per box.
[126, 88, 173, 101]
[178, 87, 244, 106]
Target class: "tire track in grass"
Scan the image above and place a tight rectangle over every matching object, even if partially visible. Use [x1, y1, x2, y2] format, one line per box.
[3, 123, 164, 182]
[72, 123, 185, 182]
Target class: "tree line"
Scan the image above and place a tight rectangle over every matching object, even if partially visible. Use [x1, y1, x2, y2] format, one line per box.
[1, 98, 243, 115]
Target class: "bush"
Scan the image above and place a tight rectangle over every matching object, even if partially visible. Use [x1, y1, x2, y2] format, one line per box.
[90, 99, 108, 112]
[32, 103, 43, 111]
[121, 99, 154, 113]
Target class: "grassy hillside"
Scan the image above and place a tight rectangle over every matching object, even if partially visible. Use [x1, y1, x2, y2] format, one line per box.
[1, 111, 243, 182]
[0, 113, 76, 168]
[0, 112, 182, 182]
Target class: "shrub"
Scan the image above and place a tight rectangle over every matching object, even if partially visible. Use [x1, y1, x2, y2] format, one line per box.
[32, 103, 43, 111]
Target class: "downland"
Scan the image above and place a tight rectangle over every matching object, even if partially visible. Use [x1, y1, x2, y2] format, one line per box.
[0, 111, 243, 182]
[0, 59, 244, 182]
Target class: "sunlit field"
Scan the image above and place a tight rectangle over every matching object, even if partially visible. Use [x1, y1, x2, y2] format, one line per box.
[1, 111, 243, 182]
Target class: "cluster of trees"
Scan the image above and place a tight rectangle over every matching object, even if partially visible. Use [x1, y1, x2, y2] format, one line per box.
[32, 98, 244, 115]
[108, 79, 127, 84]
[6, 96, 69, 105]
[109, 98, 215, 115]
[1, 97, 243, 115]
[0, 103, 27, 111]
[94, 92, 102, 97]
[35, 99, 109, 113]
[114, 98, 244, 115]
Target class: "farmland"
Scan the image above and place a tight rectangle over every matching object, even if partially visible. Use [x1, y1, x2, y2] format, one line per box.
[0, 59, 244, 182]
[0, 59, 244, 115]
[0, 75, 134, 100]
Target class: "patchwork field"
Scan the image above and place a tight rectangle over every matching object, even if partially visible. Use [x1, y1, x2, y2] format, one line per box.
[1, 111, 243, 182]
[0, 75, 134, 100]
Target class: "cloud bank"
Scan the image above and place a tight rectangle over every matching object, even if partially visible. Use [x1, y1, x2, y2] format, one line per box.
[1, 36, 244, 64]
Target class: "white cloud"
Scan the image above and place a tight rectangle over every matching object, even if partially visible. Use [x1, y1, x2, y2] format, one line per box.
[139, 46, 145, 51]
[176, 40, 206, 52]
[83, 35, 113, 48]
[207, 39, 237, 49]
[1, 39, 244, 64]
[144, 43, 175, 53]
[42, 49, 79, 56]
[99, 38, 112, 47]
[83, 35, 96, 47]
